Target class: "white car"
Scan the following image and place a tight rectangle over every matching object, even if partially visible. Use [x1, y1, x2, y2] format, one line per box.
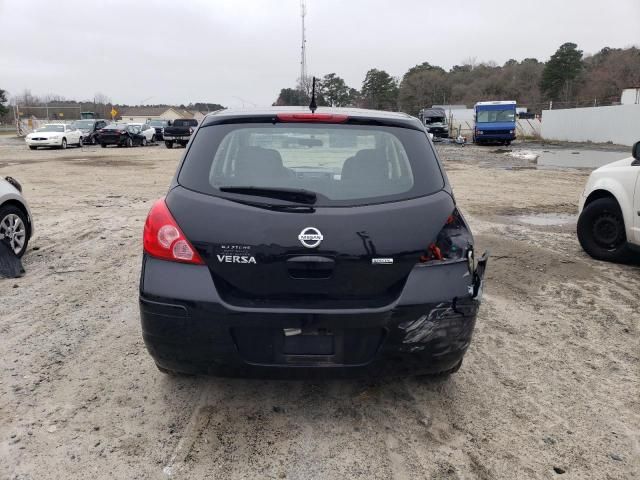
[128, 123, 156, 145]
[0, 176, 33, 257]
[25, 124, 83, 150]
[577, 141, 640, 262]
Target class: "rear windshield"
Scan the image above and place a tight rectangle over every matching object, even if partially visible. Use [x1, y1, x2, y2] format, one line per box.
[173, 119, 197, 127]
[178, 123, 444, 207]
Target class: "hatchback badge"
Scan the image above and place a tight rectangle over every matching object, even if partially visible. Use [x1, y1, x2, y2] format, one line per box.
[298, 227, 323, 248]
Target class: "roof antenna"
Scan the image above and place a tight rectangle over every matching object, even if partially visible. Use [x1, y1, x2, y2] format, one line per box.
[309, 76, 317, 114]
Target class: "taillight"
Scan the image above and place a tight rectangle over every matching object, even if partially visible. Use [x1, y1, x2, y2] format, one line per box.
[420, 209, 472, 266]
[276, 113, 348, 123]
[143, 198, 204, 264]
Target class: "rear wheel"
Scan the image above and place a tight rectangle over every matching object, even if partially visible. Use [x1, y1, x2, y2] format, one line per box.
[0, 204, 29, 258]
[577, 197, 631, 262]
[417, 359, 463, 381]
[155, 362, 193, 377]
[165, 141, 174, 149]
[179, 141, 188, 148]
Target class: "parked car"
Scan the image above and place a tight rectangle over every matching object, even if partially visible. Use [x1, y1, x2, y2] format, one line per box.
[577, 141, 640, 263]
[418, 107, 449, 139]
[71, 119, 108, 145]
[99, 123, 145, 148]
[148, 119, 172, 141]
[163, 118, 198, 148]
[0, 176, 33, 257]
[139, 107, 488, 378]
[128, 123, 156, 145]
[25, 124, 83, 150]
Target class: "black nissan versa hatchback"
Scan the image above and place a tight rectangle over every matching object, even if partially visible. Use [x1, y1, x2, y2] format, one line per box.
[139, 107, 488, 379]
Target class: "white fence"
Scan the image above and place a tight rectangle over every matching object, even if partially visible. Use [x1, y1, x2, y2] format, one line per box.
[541, 104, 640, 146]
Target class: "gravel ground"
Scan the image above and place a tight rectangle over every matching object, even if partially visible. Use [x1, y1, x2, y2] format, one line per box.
[0, 136, 638, 479]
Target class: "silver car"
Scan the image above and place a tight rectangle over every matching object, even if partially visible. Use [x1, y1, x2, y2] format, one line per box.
[0, 176, 33, 257]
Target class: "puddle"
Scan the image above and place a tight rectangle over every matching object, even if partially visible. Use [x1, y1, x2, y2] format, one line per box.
[537, 150, 628, 168]
[515, 214, 577, 226]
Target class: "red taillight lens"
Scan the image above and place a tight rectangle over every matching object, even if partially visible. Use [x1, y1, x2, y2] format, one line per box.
[143, 198, 204, 264]
[420, 209, 472, 264]
[276, 113, 348, 123]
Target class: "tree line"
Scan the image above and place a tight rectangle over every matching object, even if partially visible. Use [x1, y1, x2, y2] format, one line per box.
[274, 43, 640, 115]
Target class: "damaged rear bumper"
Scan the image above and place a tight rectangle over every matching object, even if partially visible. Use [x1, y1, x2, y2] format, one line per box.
[139, 253, 488, 378]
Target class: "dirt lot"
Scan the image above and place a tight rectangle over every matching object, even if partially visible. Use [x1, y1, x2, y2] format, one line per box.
[1, 137, 638, 480]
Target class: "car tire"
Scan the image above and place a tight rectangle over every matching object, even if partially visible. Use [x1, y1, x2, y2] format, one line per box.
[60, 138, 67, 149]
[142, 137, 147, 147]
[577, 197, 632, 263]
[0, 204, 29, 258]
[165, 141, 174, 149]
[155, 362, 193, 376]
[101, 143, 107, 148]
[151, 134, 156, 143]
[29, 146, 37, 150]
[126, 137, 133, 148]
[91, 136, 97, 145]
[78, 137, 83, 147]
[417, 359, 463, 381]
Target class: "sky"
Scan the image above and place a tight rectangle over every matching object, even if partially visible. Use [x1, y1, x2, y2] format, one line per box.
[1, 0, 638, 108]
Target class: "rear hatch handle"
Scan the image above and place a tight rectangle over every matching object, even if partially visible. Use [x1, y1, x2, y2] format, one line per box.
[287, 255, 335, 279]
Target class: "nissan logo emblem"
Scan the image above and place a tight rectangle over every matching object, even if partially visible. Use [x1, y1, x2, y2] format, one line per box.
[298, 227, 323, 248]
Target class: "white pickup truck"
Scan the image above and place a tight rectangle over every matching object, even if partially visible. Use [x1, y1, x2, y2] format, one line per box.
[577, 142, 640, 262]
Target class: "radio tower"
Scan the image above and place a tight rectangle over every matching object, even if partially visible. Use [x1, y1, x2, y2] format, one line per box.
[299, 0, 309, 94]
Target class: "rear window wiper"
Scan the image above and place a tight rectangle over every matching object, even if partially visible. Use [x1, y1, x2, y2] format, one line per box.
[218, 186, 317, 205]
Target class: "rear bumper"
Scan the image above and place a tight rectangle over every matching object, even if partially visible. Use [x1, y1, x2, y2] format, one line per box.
[475, 133, 515, 141]
[101, 137, 126, 145]
[139, 254, 488, 378]
[163, 135, 190, 142]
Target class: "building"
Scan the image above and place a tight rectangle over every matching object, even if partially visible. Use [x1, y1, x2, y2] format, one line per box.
[118, 107, 209, 123]
[621, 88, 640, 105]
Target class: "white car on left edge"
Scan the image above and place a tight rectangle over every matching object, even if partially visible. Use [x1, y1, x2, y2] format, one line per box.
[0, 176, 33, 257]
[25, 124, 83, 150]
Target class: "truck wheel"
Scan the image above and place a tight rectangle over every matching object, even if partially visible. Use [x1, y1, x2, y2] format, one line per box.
[165, 141, 174, 149]
[577, 197, 631, 263]
[179, 141, 188, 148]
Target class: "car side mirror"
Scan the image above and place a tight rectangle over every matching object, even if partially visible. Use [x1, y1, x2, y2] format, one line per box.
[632, 141, 640, 165]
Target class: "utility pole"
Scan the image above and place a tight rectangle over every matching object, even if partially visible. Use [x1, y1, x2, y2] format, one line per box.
[300, 0, 308, 94]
